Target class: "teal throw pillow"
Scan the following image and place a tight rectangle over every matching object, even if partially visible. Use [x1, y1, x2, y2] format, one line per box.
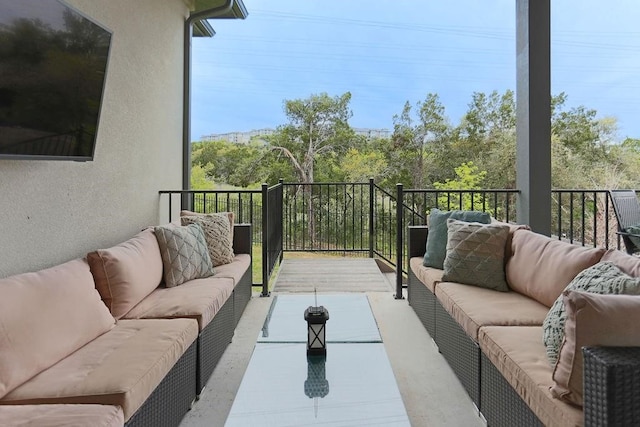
[423, 209, 492, 269]
[542, 262, 640, 366]
[442, 219, 510, 291]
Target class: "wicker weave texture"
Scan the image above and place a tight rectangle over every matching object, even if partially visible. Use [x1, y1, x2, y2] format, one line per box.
[125, 340, 197, 427]
[408, 269, 436, 339]
[234, 267, 252, 326]
[435, 301, 480, 406]
[584, 346, 640, 426]
[197, 296, 235, 394]
[480, 352, 542, 427]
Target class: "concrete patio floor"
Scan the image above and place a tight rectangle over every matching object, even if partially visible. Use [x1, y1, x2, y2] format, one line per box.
[180, 277, 486, 426]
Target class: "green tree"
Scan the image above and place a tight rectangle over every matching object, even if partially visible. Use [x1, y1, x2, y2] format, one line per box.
[433, 161, 488, 211]
[388, 94, 450, 190]
[268, 92, 356, 245]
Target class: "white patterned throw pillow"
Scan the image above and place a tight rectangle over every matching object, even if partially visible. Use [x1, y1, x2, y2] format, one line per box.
[543, 262, 640, 366]
[154, 223, 214, 287]
[181, 213, 234, 266]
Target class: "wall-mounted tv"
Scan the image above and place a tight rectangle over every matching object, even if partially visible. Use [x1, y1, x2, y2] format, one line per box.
[0, 0, 111, 161]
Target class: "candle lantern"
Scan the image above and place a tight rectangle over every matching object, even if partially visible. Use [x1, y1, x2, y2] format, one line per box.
[304, 305, 329, 356]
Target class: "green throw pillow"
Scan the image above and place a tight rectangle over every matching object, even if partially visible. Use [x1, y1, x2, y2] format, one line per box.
[423, 209, 492, 269]
[442, 219, 510, 291]
[543, 262, 640, 366]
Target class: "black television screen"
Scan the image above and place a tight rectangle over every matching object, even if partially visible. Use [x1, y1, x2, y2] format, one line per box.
[0, 0, 111, 161]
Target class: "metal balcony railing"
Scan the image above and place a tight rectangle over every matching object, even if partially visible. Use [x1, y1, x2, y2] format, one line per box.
[160, 184, 628, 297]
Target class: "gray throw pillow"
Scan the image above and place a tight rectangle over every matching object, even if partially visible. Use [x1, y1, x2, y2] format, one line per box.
[154, 223, 214, 287]
[423, 209, 492, 269]
[441, 219, 510, 291]
[543, 262, 640, 366]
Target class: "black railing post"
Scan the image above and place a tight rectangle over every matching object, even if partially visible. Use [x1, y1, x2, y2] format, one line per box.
[261, 183, 269, 297]
[369, 178, 375, 258]
[279, 179, 284, 263]
[395, 183, 404, 299]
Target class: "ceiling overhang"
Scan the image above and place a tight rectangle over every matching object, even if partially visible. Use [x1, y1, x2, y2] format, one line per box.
[191, 0, 247, 37]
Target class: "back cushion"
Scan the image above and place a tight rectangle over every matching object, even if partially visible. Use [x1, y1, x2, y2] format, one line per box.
[87, 228, 163, 319]
[601, 249, 640, 277]
[506, 230, 605, 307]
[0, 258, 115, 398]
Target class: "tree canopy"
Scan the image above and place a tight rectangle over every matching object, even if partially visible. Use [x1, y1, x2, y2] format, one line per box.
[191, 90, 640, 192]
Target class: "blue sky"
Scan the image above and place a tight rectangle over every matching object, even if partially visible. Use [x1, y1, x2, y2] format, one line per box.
[191, 0, 640, 142]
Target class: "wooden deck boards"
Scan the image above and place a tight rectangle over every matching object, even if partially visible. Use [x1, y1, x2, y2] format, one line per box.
[272, 258, 392, 293]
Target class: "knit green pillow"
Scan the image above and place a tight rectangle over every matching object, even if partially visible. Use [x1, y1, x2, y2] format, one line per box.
[543, 262, 640, 366]
[423, 209, 492, 269]
[442, 219, 510, 291]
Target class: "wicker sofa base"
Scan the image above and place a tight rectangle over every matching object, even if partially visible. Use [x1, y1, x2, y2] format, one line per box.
[583, 347, 640, 426]
[435, 300, 481, 407]
[126, 340, 197, 427]
[408, 269, 436, 339]
[233, 267, 252, 327]
[480, 352, 542, 427]
[197, 296, 235, 395]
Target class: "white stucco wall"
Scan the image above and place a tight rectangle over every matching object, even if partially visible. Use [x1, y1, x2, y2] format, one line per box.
[0, 0, 189, 277]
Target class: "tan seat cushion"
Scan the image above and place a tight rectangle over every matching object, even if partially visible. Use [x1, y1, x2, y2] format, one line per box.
[213, 254, 251, 286]
[124, 277, 234, 330]
[87, 229, 163, 319]
[552, 291, 640, 406]
[601, 249, 640, 276]
[409, 257, 443, 293]
[0, 404, 124, 427]
[0, 258, 115, 399]
[0, 319, 198, 422]
[506, 229, 605, 307]
[478, 326, 583, 427]
[435, 282, 549, 341]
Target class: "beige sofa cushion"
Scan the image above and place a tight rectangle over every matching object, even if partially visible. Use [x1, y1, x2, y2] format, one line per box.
[478, 326, 583, 427]
[435, 282, 548, 341]
[0, 404, 124, 427]
[0, 319, 197, 422]
[552, 290, 640, 406]
[124, 276, 234, 330]
[410, 257, 443, 292]
[213, 253, 251, 285]
[506, 230, 605, 307]
[601, 249, 640, 276]
[0, 259, 115, 399]
[87, 228, 163, 319]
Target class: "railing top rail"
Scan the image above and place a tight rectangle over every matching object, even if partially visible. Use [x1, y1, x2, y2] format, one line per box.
[553, 189, 611, 193]
[281, 181, 371, 186]
[402, 188, 520, 193]
[159, 189, 260, 195]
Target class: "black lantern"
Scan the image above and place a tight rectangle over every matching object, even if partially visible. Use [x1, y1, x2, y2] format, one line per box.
[304, 299, 329, 356]
[304, 355, 329, 417]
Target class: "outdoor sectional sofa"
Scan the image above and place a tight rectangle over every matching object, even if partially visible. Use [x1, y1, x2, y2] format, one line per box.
[0, 219, 252, 427]
[408, 220, 640, 427]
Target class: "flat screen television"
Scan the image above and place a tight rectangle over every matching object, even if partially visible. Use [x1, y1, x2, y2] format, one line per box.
[0, 0, 111, 161]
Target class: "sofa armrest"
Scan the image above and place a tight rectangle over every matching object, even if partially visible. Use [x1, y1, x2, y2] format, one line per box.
[233, 224, 252, 255]
[408, 226, 429, 259]
[583, 346, 640, 425]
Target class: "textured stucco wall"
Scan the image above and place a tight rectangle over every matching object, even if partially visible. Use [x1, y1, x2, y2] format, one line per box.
[0, 0, 188, 277]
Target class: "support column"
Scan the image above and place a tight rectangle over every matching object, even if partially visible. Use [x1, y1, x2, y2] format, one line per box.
[516, 0, 551, 235]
